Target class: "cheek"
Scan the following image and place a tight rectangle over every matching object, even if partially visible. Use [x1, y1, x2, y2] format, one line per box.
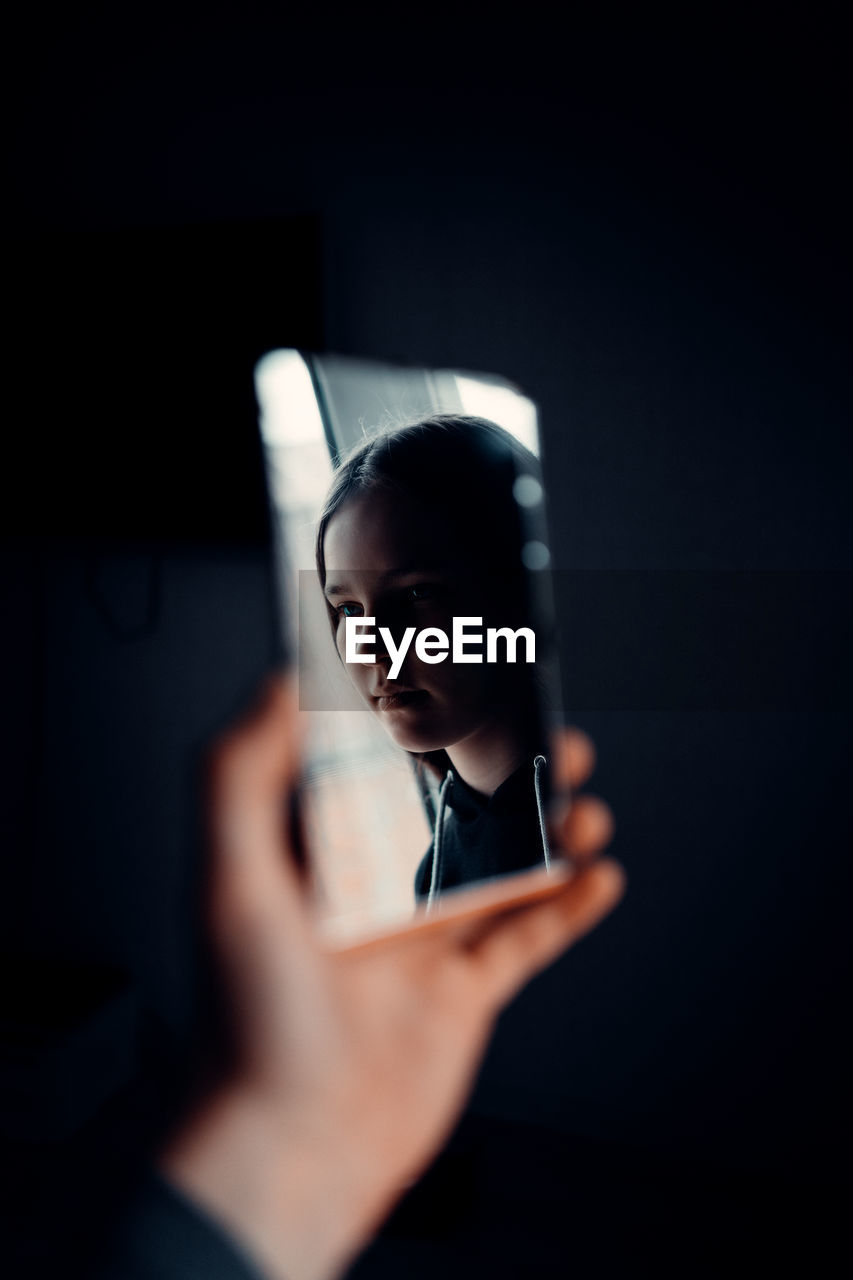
[415, 656, 494, 710]
[333, 628, 367, 690]
[334, 621, 357, 659]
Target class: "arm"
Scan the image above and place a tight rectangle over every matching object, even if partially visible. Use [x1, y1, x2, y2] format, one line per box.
[159, 676, 624, 1280]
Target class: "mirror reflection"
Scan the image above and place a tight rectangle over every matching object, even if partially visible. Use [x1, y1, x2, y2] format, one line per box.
[256, 353, 558, 944]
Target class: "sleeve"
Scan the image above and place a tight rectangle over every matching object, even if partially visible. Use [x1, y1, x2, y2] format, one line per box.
[93, 1169, 269, 1280]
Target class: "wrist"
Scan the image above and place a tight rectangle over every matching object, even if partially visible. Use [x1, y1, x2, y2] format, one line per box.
[160, 1084, 396, 1280]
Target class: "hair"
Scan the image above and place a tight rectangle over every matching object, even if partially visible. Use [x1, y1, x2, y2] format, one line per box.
[315, 412, 540, 597]
[314, 413, 544, 791]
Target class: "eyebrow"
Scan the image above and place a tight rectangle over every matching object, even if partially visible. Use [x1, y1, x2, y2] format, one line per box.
[323, 567, 447, 599]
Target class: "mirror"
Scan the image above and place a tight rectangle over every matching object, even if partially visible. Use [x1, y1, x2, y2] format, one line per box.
[256, 352, 562, 947]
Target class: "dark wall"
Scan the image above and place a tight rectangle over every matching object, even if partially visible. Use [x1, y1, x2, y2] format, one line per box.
[3, 6, 850, 1273]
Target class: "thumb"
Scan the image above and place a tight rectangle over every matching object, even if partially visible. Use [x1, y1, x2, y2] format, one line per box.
[206, 674, 310, 947]
[467, 859, 626, 1009]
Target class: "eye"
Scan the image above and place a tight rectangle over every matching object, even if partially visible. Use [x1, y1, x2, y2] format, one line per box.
[408, 583, 439, 602]
[335, 601, 364, 619]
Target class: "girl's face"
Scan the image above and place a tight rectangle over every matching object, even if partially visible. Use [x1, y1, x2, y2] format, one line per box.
[322, 486, 514, 755]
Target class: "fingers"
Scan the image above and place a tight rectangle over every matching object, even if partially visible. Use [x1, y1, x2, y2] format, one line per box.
[468, 858, 626, 1009]
[548, 728, 612, 865]
[550, 727, 596, 792]
[552, 794, 614, 865]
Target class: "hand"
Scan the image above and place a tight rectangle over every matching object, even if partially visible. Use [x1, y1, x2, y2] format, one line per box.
[161, 676, 624, 1280]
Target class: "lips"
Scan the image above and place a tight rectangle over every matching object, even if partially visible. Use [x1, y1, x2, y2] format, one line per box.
[373, 688, 429, 712]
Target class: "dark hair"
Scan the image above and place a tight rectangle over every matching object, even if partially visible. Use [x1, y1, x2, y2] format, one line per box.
[315, 413, 544, 791]
[315, 413, 539, 598]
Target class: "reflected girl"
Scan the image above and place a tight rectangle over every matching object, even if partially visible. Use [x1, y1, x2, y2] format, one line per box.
[316, 415, 552, 904]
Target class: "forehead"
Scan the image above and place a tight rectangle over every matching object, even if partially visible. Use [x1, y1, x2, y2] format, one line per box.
[323, 486, 454, 576]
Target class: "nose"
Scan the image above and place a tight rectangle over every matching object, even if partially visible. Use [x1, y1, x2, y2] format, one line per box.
[371, 637, 392, 667]
[369, 600, 413, 674]
[371, 598, 406, 656]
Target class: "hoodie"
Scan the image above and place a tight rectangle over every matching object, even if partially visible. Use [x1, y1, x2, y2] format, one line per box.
[414, 756, 551, 904]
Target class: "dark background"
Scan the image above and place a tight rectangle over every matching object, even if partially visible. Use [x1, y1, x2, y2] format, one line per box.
[3, 6, 850, 1276]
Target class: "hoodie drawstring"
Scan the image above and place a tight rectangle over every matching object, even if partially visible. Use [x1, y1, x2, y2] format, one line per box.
[426, 769, 454, 913]
[533, 754, 551, 871]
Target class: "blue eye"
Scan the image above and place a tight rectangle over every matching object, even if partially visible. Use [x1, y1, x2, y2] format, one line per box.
[336, 602, 364, 618]
[409, 583, 437, 602]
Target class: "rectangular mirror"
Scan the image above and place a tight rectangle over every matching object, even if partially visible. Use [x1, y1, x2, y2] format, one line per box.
[255, 351, 564, 947]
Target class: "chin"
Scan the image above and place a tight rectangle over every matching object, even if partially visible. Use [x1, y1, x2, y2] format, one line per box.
[374, 715, 438, 754]
[384, 719, 471, 756]
[384, 727, 437, 753]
